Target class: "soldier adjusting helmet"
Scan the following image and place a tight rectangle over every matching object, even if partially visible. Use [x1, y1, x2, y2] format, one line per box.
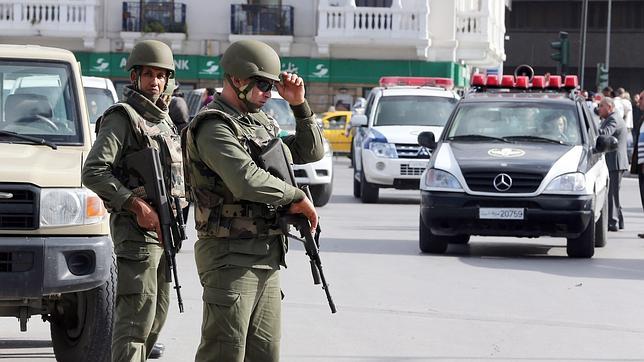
[220, 40, 281, 82]
[126, 40, 175, 78]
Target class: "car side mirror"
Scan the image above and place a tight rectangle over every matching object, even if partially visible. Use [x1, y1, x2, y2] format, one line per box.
[417, 131, 436, 149]
[350, 114, 368, 127]
[595, 135, 618, 153]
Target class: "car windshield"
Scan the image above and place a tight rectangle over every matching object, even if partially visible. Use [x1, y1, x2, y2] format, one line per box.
[446, 102, 582, 145]
[85, 87, 116, 126]
[0, 60, 81, 144]
[373, 95, 457, 127]
[264, 97, 296, 131]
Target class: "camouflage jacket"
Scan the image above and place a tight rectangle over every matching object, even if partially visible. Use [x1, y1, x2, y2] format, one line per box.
[82, 86, 183, 246]
[184, 94, 323, 269]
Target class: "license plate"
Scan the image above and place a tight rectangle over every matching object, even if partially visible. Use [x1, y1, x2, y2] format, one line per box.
[409, 161, 426, 169]
[479, 208, 524, 220]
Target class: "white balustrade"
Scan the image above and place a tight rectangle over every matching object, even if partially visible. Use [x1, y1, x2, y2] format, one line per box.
[0, 0, 97, 38]
[318, 4, 427, 40]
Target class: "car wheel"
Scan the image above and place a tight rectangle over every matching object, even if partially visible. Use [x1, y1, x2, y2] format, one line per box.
[567, 214, 595, 258]
[419, 216, 448, 254]
[360, 169, 379, 203]
[594, 195, 608, 247]
[353, 171, 361, 198]
[310, 182, 333, 207]
[50, 252, 116, 362]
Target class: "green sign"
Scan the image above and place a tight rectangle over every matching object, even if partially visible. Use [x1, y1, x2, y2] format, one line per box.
[74, 51, 465, 87]
[197, 56, 221, 79]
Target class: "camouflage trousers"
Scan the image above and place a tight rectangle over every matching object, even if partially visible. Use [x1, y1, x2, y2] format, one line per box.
[195, 266, 281, 362]
[112, 241, 170, 362]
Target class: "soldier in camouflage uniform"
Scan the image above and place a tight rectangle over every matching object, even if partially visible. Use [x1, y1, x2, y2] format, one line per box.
[184, 39, 324, 362]
[82, 39, 184, 361]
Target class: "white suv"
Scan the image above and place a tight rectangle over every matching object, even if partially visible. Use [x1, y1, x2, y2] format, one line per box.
[351, 77, 459, 203]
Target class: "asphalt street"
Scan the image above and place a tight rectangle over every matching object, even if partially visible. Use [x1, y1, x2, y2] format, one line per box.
[1, 157, 644, 361]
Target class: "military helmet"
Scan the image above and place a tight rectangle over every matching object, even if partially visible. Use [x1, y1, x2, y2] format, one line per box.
[220, 40, 281, 82]
[126, 40, 175, 77]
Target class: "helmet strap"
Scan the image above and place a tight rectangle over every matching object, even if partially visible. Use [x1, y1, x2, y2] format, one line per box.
[225, 74, 260, 112]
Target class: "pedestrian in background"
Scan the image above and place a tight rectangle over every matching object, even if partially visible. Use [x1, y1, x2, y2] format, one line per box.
[201, 87, 215, 108]
[168, 80, 190, 133]
[183, 39, 324, 362]
[598, 97, 629, 232]
[82, 40, 184, 361]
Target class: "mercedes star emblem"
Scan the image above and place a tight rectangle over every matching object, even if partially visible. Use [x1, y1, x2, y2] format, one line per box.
[493, 173, 512, 192]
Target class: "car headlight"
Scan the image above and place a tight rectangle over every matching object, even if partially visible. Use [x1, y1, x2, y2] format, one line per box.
[369, 142, 397, 158]
[424, 169, 463, 191]
[40, 188, 107, 227]
[323, 139, 333, 157]
[544, 172, 587, 194]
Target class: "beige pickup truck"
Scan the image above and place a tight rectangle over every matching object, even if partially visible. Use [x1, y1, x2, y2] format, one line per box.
[0, 44, 114, 361]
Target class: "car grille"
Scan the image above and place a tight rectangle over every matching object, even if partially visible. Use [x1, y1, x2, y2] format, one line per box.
[464, 171, 543, 193]
[0, 184, 39, 230]
[395, 144, 431, 159]
[0, 251, 34, 272]
[400, 164, 425, 176]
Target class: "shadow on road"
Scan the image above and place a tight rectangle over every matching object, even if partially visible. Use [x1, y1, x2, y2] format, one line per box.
[329, 194, 419, 205]
[0, 339, 53, 359]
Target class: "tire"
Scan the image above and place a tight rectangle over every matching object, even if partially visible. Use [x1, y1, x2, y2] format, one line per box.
[353, 171, 361, 198]
[594, 195, 608, 248]
[360, 169, 379, 203]
[50, 252, 116, 362]
[419, 216, 448, 254]
[567, 215, 595, 258]
[310, 182, 333, 207]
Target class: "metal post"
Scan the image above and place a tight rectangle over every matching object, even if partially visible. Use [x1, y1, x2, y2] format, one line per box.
[579, 0, 588, 90]
[605, 0, 612, 80]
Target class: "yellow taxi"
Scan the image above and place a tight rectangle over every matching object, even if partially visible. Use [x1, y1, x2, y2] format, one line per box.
[321, 110, 353, 154]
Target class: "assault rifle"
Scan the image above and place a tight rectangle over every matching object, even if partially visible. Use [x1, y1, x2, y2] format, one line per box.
[124, 147, 185, 313]
[256, 138, 336, 313]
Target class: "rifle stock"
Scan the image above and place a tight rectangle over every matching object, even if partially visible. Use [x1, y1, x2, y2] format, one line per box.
[124, 147, 185, 313]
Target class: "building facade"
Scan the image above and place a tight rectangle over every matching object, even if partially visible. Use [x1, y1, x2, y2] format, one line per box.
[505, 0, 644, 96]
[0, 0, 509, 112]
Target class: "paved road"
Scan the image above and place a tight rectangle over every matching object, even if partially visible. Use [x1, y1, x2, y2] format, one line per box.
[2, 157, 644, 361]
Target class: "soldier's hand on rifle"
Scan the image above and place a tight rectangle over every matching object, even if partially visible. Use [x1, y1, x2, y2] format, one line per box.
[127, 196, 163, 245]
[276, 72, 305, 106]
[288, 196, 318, 230]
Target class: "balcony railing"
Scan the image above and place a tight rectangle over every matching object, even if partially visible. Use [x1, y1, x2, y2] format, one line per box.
[230, 4, 293, 36]
[122, 1, 186, 33]
[318, 5, 426, 39]
[0, 0, 96, 39]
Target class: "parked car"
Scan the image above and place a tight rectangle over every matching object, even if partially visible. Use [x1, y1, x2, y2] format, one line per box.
[351, 76, 459, 203]
[0, 45, 114, 361]
[82, 76, 118, 130]
[321, 110, 352, 154]
[418, 73, 617, 258]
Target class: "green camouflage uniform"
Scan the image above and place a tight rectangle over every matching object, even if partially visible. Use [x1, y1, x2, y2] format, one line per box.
[184, 94, 323, 362]
[82, 86, 183, 362]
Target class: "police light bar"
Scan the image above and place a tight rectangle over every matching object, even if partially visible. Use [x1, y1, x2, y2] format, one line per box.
[486, 75, 499, 87]
[515, 76, 529, 88]
[531, 76, 546, 88]
[564, 75, 578, 89]
[547, 75, 562, 89]
[471, 73, 485, 86]
[501, 75, 515, 88]
[379, 76, 454, 90]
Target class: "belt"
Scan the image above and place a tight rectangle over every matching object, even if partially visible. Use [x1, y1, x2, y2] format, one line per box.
[221, 203, 276, 219]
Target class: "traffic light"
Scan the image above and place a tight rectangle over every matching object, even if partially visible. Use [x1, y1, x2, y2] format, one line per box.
[550, 31, 570, 75]
[596, 63, 609, 91]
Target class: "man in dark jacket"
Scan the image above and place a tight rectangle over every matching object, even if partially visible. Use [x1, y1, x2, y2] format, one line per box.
[168, 81, 190, 132]
[598, 97, 629, 231]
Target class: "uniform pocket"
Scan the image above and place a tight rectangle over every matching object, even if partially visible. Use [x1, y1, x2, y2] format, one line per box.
[115, 244, 156, 296]
[202, 286, 240, 307]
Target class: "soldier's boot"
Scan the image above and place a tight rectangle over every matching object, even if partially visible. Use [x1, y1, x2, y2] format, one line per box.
[149, 343, 165, 359]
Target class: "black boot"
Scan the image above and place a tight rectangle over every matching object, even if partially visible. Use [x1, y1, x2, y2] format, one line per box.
[149, 342, 165, 359]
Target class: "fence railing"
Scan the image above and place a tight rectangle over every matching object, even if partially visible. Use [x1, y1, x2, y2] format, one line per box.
[122, 1, 186, 33]
[318, 5, 427, 39]
[230, 4, 294, 36]
[0, 0, 96, 35]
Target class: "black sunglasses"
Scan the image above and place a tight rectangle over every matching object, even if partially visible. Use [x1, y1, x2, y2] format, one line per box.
[252, 77, 275, 92]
